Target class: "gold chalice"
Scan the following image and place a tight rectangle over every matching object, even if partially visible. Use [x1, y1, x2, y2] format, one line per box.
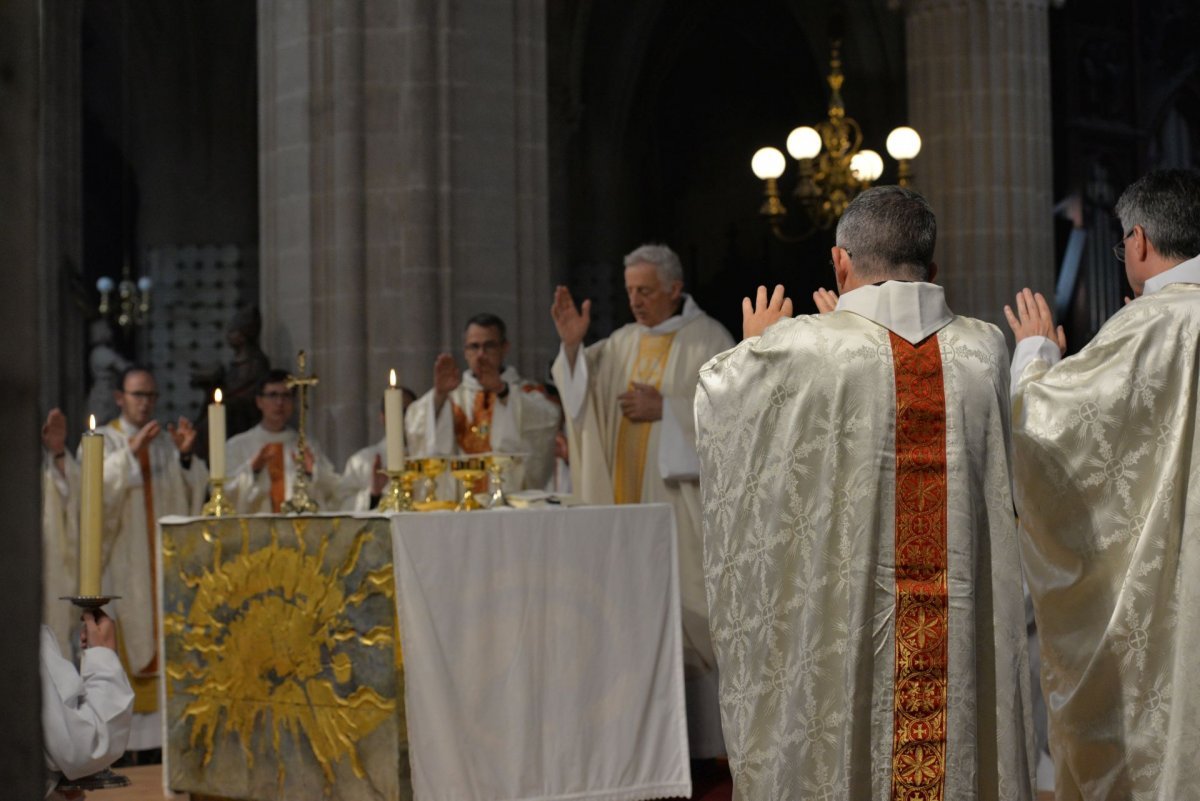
[484, 452, 524, 508]
[450, 456, 488, 511]
[419, 457, 448, 502]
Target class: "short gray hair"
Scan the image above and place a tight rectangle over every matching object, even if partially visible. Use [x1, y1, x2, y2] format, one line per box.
[835, 186, 937, 282]
[1115, 169, 1200, 262]
[624, 243, 684, 286]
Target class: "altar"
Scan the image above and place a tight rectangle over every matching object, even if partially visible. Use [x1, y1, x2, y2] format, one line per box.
[158, 505, 692, 801]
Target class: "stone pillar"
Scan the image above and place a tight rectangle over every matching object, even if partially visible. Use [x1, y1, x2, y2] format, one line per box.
[903, 0, 1055, 328]
[39, 3, 86, 431]
[258, 0, 552, 465]
[0, 0, 47, 795]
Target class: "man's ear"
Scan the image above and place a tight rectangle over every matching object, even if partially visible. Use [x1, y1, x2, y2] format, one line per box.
[1130, 224, 1149, 263]
[832, 247, 850, 292]
[927, 261, 938, 283]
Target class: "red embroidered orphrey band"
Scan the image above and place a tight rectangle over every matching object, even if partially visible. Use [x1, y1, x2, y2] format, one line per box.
[889, 331, 949, 801]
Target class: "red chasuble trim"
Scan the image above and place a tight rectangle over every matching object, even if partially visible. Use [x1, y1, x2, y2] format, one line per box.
[889, 331, 949, 801]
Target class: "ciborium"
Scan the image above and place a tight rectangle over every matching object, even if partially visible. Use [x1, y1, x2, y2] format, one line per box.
[419, 457, 447, 501]
[450, 456, 488, 511]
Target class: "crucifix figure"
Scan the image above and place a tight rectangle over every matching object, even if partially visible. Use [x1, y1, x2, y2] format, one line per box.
[281, 350, 320, 513]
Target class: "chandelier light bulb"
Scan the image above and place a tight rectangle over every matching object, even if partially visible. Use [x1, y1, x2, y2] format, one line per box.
[786, 126, 822, 160]
[850, 149, 884, 182]
[886, 126, 922, 161]
[751, 147, 787, 180]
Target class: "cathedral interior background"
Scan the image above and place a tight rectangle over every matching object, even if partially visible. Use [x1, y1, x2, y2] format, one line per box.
[2, 0, 1198, 794]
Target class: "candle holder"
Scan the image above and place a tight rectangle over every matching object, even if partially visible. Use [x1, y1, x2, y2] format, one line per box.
[377, 466, 419, 513]
[202, 477, 235, 517]
[58, 594, 122, 610]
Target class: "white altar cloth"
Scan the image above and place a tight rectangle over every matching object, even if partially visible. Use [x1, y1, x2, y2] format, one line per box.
[390, 504, 691, 801]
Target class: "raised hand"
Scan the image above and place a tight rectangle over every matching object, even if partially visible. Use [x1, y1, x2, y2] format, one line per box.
[432, 353, 461, 410]
[168, 417, 197, 454]
[742, 284, 794, 339]
[551, 286, 591, 363]
[812, 288, 839, 314]
[128, 420, 161, 456]
[42, 408, 67, 455]
[1003, 288, 1067, 355]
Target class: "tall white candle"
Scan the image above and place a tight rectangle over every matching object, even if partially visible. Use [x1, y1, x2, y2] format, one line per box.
[385, 369, 405, 470]
[208, 388, 226, 480]
[79, 415, 103, 596]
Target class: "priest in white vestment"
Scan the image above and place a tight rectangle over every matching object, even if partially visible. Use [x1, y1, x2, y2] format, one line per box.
[696, 187, 1035, 800]
[44, 367, 207, 752]
[341, 386, 416, 510]
[42, 610, 134, 799]
[225, 369, 342, 513]
[1006, 168, 1200, 801]
[551, 243, 735, 758]
[405, 313, 560, 491]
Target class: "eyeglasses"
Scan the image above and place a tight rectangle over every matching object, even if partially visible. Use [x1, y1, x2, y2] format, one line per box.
[258, 391, 294, 401]
[122, 391, 159, 401]
[1112, 229, 1135, 262]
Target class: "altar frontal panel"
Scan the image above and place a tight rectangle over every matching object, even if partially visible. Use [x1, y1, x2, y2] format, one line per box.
[161, 515, 410, 801]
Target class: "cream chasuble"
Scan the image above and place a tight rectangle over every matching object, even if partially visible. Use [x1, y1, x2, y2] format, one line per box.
[696, 282, 1034, 800]
[614, 332, 675, 503]
[552, 295, 734, 758]
[405, 366, 561, 491]
[224, 424, 342, 514]
[1011, 258, 1200, 801]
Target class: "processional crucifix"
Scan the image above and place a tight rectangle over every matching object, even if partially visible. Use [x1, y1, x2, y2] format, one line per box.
[281, 350, 320, 514]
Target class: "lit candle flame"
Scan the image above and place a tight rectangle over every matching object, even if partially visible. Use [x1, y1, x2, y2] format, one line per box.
[88, 414, 96, 432]
[214, 388, 223, 404]
[389, 369, 397, 388]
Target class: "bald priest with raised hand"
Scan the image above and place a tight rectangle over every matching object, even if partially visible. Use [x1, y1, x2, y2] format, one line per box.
[695, 186, 1035, 799]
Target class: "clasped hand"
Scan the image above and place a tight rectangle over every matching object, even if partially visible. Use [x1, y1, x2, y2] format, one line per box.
[618, 382, 662, 422]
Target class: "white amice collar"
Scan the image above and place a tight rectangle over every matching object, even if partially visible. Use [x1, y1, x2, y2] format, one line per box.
[463, 364, 522, 391]
[1142, 253, 1200, 296]
[641, 294, 705, 335]
[834, 281, 955, 344]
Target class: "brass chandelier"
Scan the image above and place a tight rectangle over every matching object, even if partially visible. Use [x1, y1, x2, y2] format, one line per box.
[750, 38, 922, 241]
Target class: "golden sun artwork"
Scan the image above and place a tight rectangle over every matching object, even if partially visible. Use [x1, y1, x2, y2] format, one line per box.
[163, 518, 401, 789]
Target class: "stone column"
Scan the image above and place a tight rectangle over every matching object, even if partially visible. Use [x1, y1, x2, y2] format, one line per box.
[258, 0, 552, 465]
[0, 0, 47, 794]
[903, 0, 1055, 328]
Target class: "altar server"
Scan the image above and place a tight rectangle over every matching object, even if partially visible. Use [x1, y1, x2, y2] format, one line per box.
[696, 187, 1035, 798]
[341, 386, 416, 510]
[42, 610, 134, 799]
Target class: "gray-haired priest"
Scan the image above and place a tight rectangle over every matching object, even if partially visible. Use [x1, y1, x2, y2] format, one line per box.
[695, 187, 1035, 799]
[551, 243, 735, 758]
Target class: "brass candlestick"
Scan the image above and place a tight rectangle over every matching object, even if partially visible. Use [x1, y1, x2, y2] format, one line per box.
[377, 461, 420, 513]
[202, 477, 234, 517]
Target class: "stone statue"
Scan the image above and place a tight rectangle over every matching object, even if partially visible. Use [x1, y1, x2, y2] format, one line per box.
[192, 306, 271, 447]
[85, 319, 131, 424]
